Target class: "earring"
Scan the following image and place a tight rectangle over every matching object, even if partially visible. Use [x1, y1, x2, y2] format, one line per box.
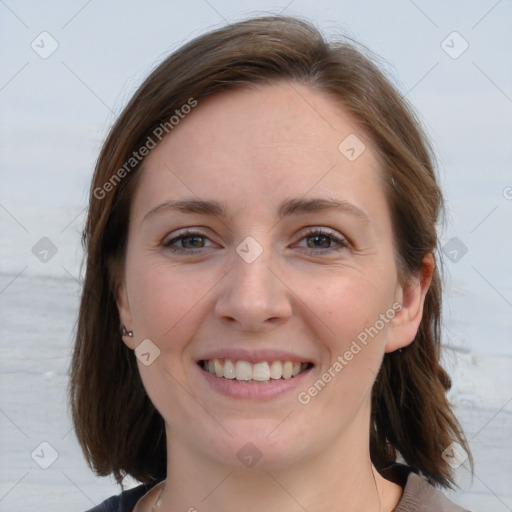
[121, 325, 134, 337]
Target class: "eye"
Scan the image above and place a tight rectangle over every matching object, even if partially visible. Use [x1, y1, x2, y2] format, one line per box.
[162, 227, 349, 256]
[295, 227, 349, 254]
[162, 229, 216, 255]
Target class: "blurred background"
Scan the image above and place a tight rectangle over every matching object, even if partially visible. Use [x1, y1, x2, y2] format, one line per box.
[0, 1, 511, 510]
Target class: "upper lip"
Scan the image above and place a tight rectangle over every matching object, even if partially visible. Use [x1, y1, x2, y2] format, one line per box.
[196, 348, 315, 365]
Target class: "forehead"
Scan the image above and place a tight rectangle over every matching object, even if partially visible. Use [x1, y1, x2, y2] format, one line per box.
[132, 82, 386, 220]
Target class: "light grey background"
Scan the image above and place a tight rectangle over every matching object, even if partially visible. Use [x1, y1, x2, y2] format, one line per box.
[0, 1, 511, 511]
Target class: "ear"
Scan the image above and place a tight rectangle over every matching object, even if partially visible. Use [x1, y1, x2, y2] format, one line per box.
[385, 253, 435, 353]
[116, 280, 136, 350]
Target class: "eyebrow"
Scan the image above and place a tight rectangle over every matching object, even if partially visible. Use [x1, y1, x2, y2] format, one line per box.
[143, 197, 369, 224]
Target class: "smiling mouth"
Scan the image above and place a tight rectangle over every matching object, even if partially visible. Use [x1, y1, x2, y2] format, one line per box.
[198, 359, 314, 383]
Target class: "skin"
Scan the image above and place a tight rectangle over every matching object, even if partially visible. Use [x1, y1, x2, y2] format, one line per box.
[117, 82, 433, 512]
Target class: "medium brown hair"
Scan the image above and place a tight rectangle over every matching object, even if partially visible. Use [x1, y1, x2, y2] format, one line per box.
[70, 15, 472, 488]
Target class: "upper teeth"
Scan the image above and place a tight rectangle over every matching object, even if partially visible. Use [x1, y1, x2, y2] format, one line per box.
[203, 359, 307, 382]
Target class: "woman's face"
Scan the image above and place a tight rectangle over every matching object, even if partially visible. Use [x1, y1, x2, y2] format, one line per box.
[117, 82, 427, 471]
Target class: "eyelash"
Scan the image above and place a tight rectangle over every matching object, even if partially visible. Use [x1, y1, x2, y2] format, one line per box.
[162, 227, 349, 256]
[296, 227, 349, 254]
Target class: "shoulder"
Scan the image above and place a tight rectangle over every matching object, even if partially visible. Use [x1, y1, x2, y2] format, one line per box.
[388, 465, 471, 512]
[85, 480, 162, 512]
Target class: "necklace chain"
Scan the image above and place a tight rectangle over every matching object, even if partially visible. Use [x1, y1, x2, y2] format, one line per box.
[151, 469, 381, 511]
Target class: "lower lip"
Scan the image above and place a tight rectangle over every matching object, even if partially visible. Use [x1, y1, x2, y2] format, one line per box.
[197, 364, 314, 400]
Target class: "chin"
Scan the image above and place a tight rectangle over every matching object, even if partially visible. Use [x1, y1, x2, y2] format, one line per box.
[197, 419, 312, 471]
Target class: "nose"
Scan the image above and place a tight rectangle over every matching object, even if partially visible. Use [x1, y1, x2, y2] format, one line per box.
[214, 244, 293, 332]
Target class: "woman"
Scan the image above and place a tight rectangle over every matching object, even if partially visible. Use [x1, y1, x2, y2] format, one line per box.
[70, 15, 472, 512]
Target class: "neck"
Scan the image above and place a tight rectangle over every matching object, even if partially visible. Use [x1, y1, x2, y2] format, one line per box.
[157, 415, 402, 512]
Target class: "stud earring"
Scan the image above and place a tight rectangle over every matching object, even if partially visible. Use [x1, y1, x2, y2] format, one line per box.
[121, 325, 134, 337]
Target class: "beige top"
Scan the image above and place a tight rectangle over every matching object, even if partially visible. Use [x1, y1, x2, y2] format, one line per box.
[394, 472, 470, 511]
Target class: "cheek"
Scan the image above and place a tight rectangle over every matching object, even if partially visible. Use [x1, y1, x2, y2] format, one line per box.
[305, 269, 397, 402]
[126, 258, 212, 340]
[126, 262, 209, 414]
[311, 270, 395, 341]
